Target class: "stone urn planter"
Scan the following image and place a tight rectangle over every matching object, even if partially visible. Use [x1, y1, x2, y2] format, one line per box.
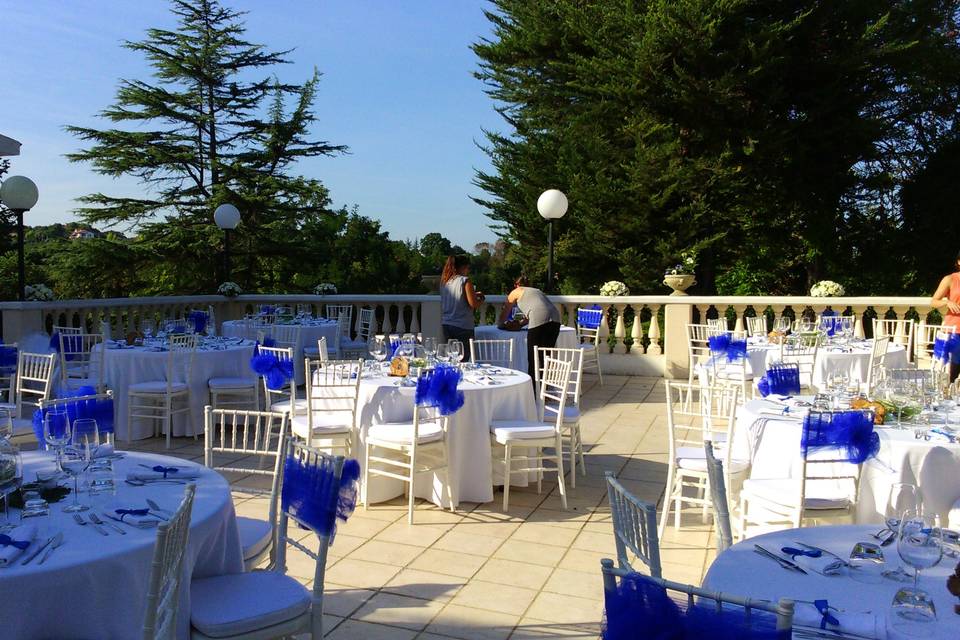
[663, 274, 696, 296]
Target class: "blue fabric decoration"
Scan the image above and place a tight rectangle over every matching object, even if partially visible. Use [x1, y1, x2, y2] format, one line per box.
[820, 316, 838, 337]
[801, 410, 879, 464]
[150, 465, 179, 478]
[49, 332, 81, 361]
[707, 334, 746, 362]
[258, 305, 275, 316]
[188, 310, 208, 335]
[781, 546, 821, 559]
[757, 363, 801, 397]
[281, 453, 361, 540]
[0, 345, 16, 374]
[415, 365, 465, 415]
[577, 308, 603, 330]
[31, 387, 114, 450]
[0, 534, 30, 550]
[933, 333, 960, 364]
[250, 351, 294, 391]
[115, 508, 150, 521]
[813, 600, 840, 630]
[602, 572, 787, 640]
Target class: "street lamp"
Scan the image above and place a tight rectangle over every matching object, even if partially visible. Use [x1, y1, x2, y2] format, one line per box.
[214, 203, 240, 282]
[0, 176, 39, 301]
[537, 189, 568, 294]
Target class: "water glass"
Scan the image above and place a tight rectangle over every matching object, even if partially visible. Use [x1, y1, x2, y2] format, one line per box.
[890, 511, 943, 626]
[882, 484, 919, 582]
[142, 319, 155, 339]
[436, 343, 449, 364]
[368, 337, 387, 371]
[423, 337, 437, 360]
[43, 411, 71, 452]
[0, 440, 22, 530]
[448, 340, 464, 365]
[0, 408, 13, 440]
[59, 446, 91, 513]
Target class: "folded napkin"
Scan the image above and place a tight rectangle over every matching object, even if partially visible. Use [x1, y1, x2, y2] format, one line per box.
[780, 546, 845, 576]
[126, 465, 201, 481]
[0, 524, 37, 566]
[793, 600, 882, 638]
[93, 444, 116, 459]
[111, 507, 162, 527]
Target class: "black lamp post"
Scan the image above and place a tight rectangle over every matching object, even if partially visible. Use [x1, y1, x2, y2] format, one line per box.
[537, 189, 568, 294]
[214, 203, 240, 282]
[0, 176, 39, 301]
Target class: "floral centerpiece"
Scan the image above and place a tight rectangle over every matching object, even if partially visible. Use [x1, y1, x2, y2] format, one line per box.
[24, 284, 54, 301]
[810, 280, 845, 297]
[664, 251, 697, 276]
[314, 283, 338, 296]
[599, 280, 629, 297]
[217, 281, 241, 298]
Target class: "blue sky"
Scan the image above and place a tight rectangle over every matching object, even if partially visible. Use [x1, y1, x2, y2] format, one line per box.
[0, 0, 506, 249]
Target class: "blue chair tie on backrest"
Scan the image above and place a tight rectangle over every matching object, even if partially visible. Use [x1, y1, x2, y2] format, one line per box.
[281, 451, 360, 542]
[801, 410, 879, 463]
[0, 345, 17, 375]
[188, 310, 208, 335]
[250, 351, 294, 391]
[31, 386, 114, 450]
[707, 334, 746, 362]
[578, 308, 603, 330]
[602, 571, 788, 640]
[415, 365, 465, 415]
[757, 363, 801, 397]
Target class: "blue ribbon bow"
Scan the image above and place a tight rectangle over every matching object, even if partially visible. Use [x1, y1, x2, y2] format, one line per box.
[813, 599, 839, 629]
[707, 334, 747, 362]
[115, 508, 151, 521]
[757, 363, 801, 397]
[781, 546, 821, 559]
[0, 534, 30, 550]
[188, 310, 208, 335]
[802, 410, 879, 464]
[415, 365, 465, 415]
[250, 351, 294, 391]
[151, 466, 179, 479]
[281, 454, 361, 539]
[0, 345, 17, 374]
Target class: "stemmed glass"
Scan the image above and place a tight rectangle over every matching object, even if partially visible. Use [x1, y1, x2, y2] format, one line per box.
[423, 337, 437, 363]
[0, 408, 13, 440]
[60, 420, 98, 513]
[43, 411, 71, 456]
[436, 344, 449, 365]
[368, 337, 387, 373]
[447, 340, 464, 366]
[882, 483, 919, 582]
[890, 510, 943, 626]
[0, 439, 22, 531]
[142, 319, 155, 340]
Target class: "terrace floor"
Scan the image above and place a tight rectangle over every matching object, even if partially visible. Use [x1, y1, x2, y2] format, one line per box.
[128, 376, 716, 639]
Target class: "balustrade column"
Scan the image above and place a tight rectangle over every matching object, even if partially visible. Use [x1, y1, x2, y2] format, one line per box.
[647, 304, 662, 355]
[697, 305, 710, 327]
[733, 305, 747, 336]
[629, 305, 644, 354]
[597, 304, 611, 350]
[852, 306, 867, 339]
[614, 304, 628, 354]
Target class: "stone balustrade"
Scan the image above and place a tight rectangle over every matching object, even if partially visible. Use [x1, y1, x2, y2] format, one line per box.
[0, 293, 937, 378]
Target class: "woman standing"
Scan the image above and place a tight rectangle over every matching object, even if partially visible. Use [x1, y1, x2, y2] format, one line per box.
[499, 276, 561, 382]
[440, 255, 484, 356]
[930, 250, 960, 380]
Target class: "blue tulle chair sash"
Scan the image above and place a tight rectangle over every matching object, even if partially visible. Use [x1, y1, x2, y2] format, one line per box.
[281, 452, 360, 540]
[577, 307, 603, 330]
[188, 310, 208, 335]
[707, 334, 747, 362]
[415, 365, 465, 415]
[0, 345, 17, 375]
[933, 333, 960, 364]
[31, 386, 114, 451]
[757, 363, 801, 397]
[801, 410, 879, 463]
[250, 350, 294, 391]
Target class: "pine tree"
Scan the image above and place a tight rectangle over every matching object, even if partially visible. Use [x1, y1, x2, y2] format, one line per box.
[66, 0, 345, 293]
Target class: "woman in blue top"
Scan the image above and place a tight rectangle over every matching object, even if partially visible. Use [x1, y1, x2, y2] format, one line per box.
[498, 275, 561, 382]
[440, 255, 485, 358]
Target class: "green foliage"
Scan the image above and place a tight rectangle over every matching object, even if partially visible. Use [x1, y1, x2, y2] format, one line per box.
[473, 0, 960, 295]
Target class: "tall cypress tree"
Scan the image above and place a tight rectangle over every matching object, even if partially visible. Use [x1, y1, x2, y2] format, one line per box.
[66, 0, 345, 293]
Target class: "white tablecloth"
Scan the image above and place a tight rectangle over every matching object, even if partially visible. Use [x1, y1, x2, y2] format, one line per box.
[703, 525, 960, 640]
[743, 338, 909, 388]
[100, 340, 256, 440]
[733, 398, 960, 524]
[318, 367, 537, 506]
[0, 451, 243, 640]
[473, 325, 578, 373]
[221, 319, 340, 385]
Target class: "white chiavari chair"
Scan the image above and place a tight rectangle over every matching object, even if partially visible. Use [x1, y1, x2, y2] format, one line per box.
[780, 333, 820, 390]
[915, 323, 956, 370]
[862, 335, 891, 396]
[58, 332, 106, 394]
[5, 351, 56, 437]
[340, 307, 375, 359]
[489, 356, 572, 511]
[704, 440, 733, 552]
[470, 339, 514, 369]
[534, 346, 586, 486]
[874, 317, 916, 357]
[685, 324, 714, 387]
[204, 406, 288, 570]
[605, 471, 661, 576]
[0, 343, 18, 405]
[326, 304, 353, 339]
[142, 483, 197, 640]
[746, 315, 767, 338]
[707, 318, 727, 333]
[127, 334, 198, 448]
[294, 359, 362, 455]
[259, 346, 304, 419]
[52, 325, 82, 336]
[575, 307, 604, 385]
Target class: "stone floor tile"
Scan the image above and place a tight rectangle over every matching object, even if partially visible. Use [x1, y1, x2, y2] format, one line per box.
[352, 592, 446, 631]
[473, 558, 553, 591]
[326, 619, 418, 640]
[509, 522, 579, 548]
[509, 618, 602, 639]
[449, 580, 538, 616]
[541, 568, 604, 601]
[325, 558, 402, 589]
[524, 592, 604, 626]
[425, 603, 520, 640]
[374, 522, 449, 547]
[493, 539, 565, 567]
[348, 539, 424, 567]
[408, 549, 487, 578]
[382, 567, 467, 602]
[322, 584, 378, 618]
[433, 528, 507, 557]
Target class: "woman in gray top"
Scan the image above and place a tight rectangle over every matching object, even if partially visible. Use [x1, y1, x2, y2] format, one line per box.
[498, 276, 561, 381]
[440, 255, 485, 358]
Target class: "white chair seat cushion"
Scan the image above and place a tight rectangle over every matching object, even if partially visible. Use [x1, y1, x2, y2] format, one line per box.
[367, 421, 443, 445]
[208, 377, 256, 390]
[741, 477, 853, 510]
[291, 412, 352, 437]
[270, 398, 308, 414]
[190, 572, 310, 638]
[490, 420, 556, 442]
[129, 381, 188, 394]
[237, 516, 272, 561]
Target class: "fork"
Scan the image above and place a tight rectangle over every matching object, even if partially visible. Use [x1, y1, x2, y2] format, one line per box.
[73, 513, 109, 536]
[89, 512, 125, 535]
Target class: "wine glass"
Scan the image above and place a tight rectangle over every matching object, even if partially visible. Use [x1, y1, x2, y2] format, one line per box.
[882, 483, 919, 582]
[447, 340, 464, 366]
[0, 408, 13, 440]
[890, 510, 943, 626]
[0, 439, 22, 530]
[72, 418, 101, 464]
[142, 319, 155, 340]
[423, 337, 437, 362]
[436, 343, 449, 365]
[368, 337, 387, 372]
[59, 444, 91, 513]
[43, 410, 71, 454]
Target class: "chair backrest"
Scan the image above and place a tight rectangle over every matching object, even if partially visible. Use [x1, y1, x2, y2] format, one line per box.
[470, 339, 514, 369]
[266, 324, 301, 352]
[685, 324, 715, 378]
[0, 343, 17, 405]
[304, 359, 363, 439]
[275, 437, 356, 640]
[326, 305, 353, 338]
[39, 390, 115, 446]
[316, 336, 329, 362]
[884, 367, 934, 392]
[256, 345, 296, 406]
[796, 410, 873, 508]
[536, 356, 573, 430]
[576, 307, 603, 344]
[746, 316, 767, 337]
[707, 318, 727, 333]
[865, 335, 890, 394]
[605, 471, 661, 577]
[704, 441, 733, 552]
[58, 332, 104, 390]
[874, 317, 915, 355]
[53, 325, 83, 335]
[600, 559, 795, 638]
[534, 347, 584, 407]
[142, 483, 197, 640]
[664, 382, 739, 470]
[14, 352, 56, 419]
[165, 334, 198, 391]
[915, 323, 956, 369]
[355, 308, 375, 343]
[780, 333, 819, 386]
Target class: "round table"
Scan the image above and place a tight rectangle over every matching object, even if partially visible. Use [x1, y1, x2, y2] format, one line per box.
[221, 319, 340, 385]
[745, 338, 909, 388]
[0, 451, 243, 640]
[100, 339, 256, 440]
[703, 525, 960, 639]
[732, 398, 960, 524]
[473, 325, 578, 373]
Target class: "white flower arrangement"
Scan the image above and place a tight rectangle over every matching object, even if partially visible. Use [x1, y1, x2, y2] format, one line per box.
[217, 282, 242, 298]
[314, 283, 338, 296]
[599, 280, 630, 297]
[24, 284, 54, 301]
[810, 280, 845, 297]
[665, 250, 697, 276]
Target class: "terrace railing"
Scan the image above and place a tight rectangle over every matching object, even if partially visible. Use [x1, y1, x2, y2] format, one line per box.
[0, 293, 936, 378]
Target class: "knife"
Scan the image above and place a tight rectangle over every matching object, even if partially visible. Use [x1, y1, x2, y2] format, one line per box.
[754, 544, 808, 574]
[37, 533, 65, 565]
[20, 534, 55, 566]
